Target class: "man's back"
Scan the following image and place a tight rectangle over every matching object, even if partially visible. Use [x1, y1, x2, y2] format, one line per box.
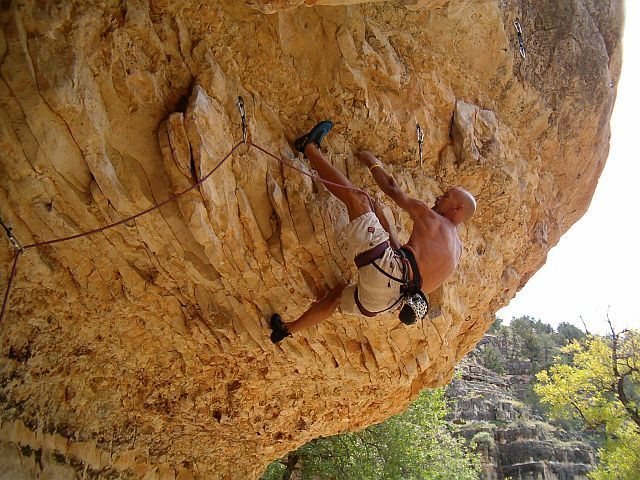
[405, 203, 462, 294]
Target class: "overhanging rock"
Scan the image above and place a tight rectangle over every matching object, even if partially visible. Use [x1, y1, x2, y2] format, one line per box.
[0, 1, 622, 478]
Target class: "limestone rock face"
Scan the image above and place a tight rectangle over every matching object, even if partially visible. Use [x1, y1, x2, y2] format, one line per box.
[0, 1, 622, 479]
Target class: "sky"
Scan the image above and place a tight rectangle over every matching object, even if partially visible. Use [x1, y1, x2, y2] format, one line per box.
[496, 1, 640, 335]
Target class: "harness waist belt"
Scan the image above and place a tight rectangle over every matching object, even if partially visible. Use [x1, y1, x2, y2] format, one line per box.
[354, 241, 390, 268]
[352, 243, 424, 318]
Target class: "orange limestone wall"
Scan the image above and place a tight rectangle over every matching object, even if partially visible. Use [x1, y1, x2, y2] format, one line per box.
[0, 1, 622, 478]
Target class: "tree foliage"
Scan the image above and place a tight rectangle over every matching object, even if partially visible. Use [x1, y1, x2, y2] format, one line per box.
[488, 316, 578, 373]
[482, 345, 505, 374]
[487, 317, 503, 334]
[260, 388, 481, 480]
[556, 321, 586, 345]
[535, 326, 640, 480]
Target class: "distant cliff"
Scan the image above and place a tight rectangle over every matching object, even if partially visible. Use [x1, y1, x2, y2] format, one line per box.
[446, 326, 597, 480]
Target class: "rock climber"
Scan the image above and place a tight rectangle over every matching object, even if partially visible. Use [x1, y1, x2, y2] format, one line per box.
[269, 121, 476, 343]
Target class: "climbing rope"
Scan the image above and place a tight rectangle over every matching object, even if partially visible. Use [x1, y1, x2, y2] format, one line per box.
[0, 142, 242, 325]
[0, 252, 20, 323]
[248, 141, 374, 200]
[0, 97, 376, 326]
[25, 143, 242, 250]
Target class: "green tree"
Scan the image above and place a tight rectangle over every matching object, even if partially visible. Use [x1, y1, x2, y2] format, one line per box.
[555, 322, 586, 346]
[510, 316, 536, 337]
[535, 325, 640, 479]
[488, 316, 503, 334]
[508, 316, 559, 370]
[260, 388, 481, 480]
[483, 345, 505, 374]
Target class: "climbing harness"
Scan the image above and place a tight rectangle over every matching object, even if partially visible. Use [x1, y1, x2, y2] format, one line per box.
[416, 123, 424, 167]
[352, 242, 428, 323]
[352, 241, 407, 317]
[514, 19, 526, 59]
[0, 97, 376, 326]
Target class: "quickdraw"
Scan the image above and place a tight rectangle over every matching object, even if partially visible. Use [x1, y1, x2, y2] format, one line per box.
[514, 19, 526, 59]
[416, 123, 425, 166]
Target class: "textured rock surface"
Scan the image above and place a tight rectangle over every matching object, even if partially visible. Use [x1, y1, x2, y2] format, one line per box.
[0, 1, 622, 478]
[446, 335, 597, 480]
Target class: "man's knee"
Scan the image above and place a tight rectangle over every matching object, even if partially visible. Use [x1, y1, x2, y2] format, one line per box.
[329, 281, 348, 300]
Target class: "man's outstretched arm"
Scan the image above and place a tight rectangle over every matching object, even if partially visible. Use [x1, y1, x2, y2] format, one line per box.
[355, 151, 427, 216]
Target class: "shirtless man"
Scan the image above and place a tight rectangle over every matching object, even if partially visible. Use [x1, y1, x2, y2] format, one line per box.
[269, 121, 476, 343]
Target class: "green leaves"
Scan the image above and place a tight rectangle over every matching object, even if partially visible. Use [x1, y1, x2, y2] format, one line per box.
[535, 331, 640, 479]
[260, 388, 481, 480]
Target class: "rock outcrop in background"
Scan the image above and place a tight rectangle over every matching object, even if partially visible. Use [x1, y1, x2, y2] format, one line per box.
[0, 1, 622, 478]
[446, 335, 596, 480]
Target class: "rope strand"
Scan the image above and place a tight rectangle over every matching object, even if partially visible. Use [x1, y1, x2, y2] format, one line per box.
[1, 252, 21, 323]
[248, 142, 374, 209]
[24, 142, 243, 250]
[1, 141, 241, 326]
[1, 137, 376, 326]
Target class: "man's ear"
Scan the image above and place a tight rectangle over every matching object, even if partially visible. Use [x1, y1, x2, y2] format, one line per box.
[453, 204, 464, 221]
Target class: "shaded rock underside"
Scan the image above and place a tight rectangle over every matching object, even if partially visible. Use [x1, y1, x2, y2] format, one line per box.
[0, 0, 622, 478]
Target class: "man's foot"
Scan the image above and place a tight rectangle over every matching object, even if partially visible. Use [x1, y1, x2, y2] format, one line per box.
[269, 313, 292, 344]
[294, 121, 333, 153]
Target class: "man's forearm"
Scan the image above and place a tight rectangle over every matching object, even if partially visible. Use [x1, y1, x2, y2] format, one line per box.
[371, 166, 399, 198]
[357, 152, 399, 197]
[356, 150, 418, 216]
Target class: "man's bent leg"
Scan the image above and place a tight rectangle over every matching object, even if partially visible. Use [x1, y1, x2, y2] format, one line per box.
[305, 144, 371, 221]
[285, 282, 347, 334]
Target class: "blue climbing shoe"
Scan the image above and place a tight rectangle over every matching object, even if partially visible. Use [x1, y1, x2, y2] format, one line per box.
[294, 120, 333, 153]
[269, 313, 292, 344]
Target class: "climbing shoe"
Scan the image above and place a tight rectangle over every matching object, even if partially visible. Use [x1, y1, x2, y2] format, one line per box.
[294, 120, 333, 153]
[269, 313, 292, 344]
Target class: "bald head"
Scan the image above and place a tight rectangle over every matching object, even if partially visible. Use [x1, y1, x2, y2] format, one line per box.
[434, 187, 476, 225]
[453, 187, 476, 223]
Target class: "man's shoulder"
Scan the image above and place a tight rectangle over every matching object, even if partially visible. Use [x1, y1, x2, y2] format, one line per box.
[407, 200, 435, 219]
[413, 215, 459, 245]
[411, 206, 449, 229]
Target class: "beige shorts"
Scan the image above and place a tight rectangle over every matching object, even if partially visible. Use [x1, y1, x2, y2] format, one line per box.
[337, 212, 403, 316]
